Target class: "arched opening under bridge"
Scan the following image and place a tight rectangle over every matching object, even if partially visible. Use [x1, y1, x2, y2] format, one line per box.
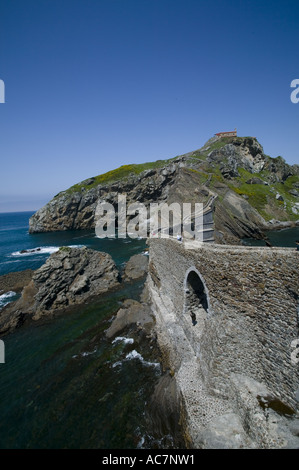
[184, 268, 209, 326]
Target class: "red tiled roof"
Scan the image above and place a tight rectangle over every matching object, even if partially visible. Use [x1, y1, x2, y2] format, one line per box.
[215, 131, 236, 135]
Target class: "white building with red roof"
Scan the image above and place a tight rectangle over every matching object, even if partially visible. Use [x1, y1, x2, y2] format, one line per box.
[215, 128, 237, 138]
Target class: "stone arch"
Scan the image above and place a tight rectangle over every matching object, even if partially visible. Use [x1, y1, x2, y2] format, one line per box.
[184, 267, 210, 318]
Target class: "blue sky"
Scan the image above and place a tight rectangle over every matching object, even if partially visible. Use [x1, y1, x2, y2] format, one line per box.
[0, 0, 298, 212]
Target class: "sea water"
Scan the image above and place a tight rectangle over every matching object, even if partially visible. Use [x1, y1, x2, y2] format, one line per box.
[242, 225, 299, 247]
[0, 211, 147, 276]
[1, 212, 297, 449]
[0, 212, 178, 449]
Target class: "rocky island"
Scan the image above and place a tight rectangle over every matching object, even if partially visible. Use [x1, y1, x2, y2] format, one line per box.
[28, 136, 299, 244]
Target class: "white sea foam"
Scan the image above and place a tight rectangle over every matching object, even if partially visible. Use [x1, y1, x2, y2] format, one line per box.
[0, 291, 16, 300]
[72, 347, 97, 359]
[1, 260, 23, 265]
[0, 291, 17, 309]
[11, 245, 84, 257]
[112, 336, 134, 345]
[137, 435, 145, 449]
[81, 348, 97, 357]
[111, 349, 160, 370]
[112, 360, 122, 368]
[125, 350, 160, 369]
[11, 246, 59, 256]
[125, 350, 143, 361]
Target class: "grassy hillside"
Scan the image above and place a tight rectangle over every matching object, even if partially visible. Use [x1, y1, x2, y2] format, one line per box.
[53, 135, 299, 222]
[56, 159, 176, 197]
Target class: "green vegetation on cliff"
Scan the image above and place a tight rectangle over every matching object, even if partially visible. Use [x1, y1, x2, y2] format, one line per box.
[56, 135, 299, 221]
[31, 134, 298, 240]
[58, 159, 176, 197]
[227, 165, 299, 221]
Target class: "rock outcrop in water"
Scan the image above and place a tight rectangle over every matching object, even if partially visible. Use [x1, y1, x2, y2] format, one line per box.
[29, 136, 299, 244]
[0, 247, 120, 335]
[0, 269, 34, 295]
[123, 253, 149, 281]
[105, 298, 154, 339]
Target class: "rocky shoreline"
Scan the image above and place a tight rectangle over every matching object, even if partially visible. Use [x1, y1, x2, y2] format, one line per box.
[0, 247, 149, 336]
[103, 280, 189, 448]
[0, 269, 34, 295]
[1, 236, 298, 449]
[0, 245, 189, 447]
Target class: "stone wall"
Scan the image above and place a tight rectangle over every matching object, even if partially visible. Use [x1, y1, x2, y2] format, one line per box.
[147, 238, 299, 447]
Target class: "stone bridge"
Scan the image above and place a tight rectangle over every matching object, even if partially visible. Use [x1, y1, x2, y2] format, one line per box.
[147, 238, 299, 448]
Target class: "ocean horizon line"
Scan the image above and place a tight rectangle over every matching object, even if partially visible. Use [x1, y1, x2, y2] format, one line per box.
[0, 210, 36, 215]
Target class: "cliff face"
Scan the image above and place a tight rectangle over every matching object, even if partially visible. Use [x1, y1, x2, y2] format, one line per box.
[29, 136, 299, 244]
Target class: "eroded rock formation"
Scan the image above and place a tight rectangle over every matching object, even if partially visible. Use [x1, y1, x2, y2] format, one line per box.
[0, 247, 120, 335]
